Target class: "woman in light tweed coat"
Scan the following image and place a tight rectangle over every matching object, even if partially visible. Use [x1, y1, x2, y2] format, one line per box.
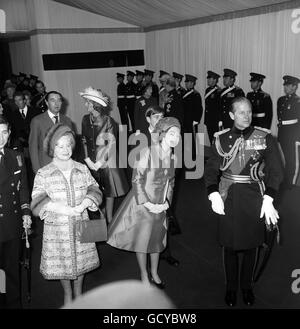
[31, 123, 102, 305]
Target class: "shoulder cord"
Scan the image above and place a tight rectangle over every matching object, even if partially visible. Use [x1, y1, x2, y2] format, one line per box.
[215, 135, 243, 171]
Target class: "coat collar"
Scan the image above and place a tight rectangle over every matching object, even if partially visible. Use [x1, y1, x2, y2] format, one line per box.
[46, 160, 85, 175]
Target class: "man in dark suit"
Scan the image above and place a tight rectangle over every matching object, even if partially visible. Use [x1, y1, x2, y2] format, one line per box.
[204, 71, 222, 144]
[116, 73, 128, 128]
[125, 71, 136, 132]
[29, 91, 73, 173]
[219, 69, 245, 129]
[277, 75, 300, 187]
[0, 116, 32, 308]
[246, 73, 273, 129]
[182, 74, 203, 159]
[173, 72, 186, 98]
[144, 69, 159, 103]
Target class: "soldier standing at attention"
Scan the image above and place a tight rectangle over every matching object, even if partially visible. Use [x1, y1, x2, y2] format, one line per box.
[277, 75, 300, 188]
[125, 71, 136, 132]
[135, 70, 144, 100]
[116, 73, 128, 128]
[205, 97, 283, 307]
[173, 72, 186, 98]
[144, 69, 159, 103]
[246, 73, 273, 129]
[0, 116, 32, 308]
[219, 69, 245, 129]
[204, 71, 222, 144]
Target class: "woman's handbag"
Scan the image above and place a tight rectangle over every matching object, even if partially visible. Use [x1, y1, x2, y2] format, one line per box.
[77, 209, 107, 243]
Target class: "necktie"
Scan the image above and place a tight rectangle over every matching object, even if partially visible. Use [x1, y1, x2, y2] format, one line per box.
[54, 116, 58, 124]
[21, 109, 25, 119]
[0, 151, 3, 165]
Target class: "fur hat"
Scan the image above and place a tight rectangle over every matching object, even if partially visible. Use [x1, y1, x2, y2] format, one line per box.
[79, 87, 108, 107]
[43, 123, 75, 157]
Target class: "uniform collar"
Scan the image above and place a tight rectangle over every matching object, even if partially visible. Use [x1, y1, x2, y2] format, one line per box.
[231, 125, 252, 136]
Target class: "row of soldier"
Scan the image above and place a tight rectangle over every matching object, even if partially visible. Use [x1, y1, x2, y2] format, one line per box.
[117, 68, 300, 186]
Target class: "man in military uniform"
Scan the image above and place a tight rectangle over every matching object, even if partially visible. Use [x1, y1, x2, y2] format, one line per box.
[277, 75, 300, 187]
[0, 116, 32, 308]
[144, 69, 159, 103]
[135, 70, 144, 100]
[182, 74, 203, 159]
[204, 71, 222, 144]
[125, 71, 136, 132]
[28, 74, 38, 97]
[246, 73, 273, 129]
[219, 69, 245, 129]
[164, 77, 184, 126]
[205, 97, 283, 307]
[158, 71, 170, 108]
[116, 73, 128, 128]
[173, 72, 186, 98]
[16, 72, 27, 92]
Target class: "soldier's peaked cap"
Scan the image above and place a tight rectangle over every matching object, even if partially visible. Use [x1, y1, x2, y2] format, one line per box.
[172, 72, 183, 80]
[184, 74, 197, 83]
[136, 70, 144, 76]
[144, 69, 155, 76]
[283, 75, 300, 86]
[159, 70, 169, 78]
[116, 73, 125, 78]
[223, 69, 237, 78]
[126, 71, 135, 76]
[250, 72, 266, 82]
[207, 71, 220, 79]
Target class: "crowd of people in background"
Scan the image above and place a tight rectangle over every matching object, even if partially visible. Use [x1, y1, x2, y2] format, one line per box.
[0, 66, 299, 309]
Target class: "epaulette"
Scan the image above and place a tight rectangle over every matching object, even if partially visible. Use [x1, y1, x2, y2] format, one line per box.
[261, 91, 270, 98]
[213, 128, 230, 137]
[254, 126, 271, 134]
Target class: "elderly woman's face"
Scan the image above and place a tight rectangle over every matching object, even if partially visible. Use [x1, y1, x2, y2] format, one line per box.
[163, 126, 180, 148]
[85, 100, 100, 118]
[54, 135, 73, 161]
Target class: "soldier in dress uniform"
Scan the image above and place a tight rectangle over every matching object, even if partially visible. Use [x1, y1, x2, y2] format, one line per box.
[205, 97, 283, 307]
[116, 73, 128, 128]
[16, 72, 27, 92]
[158, 71, 170, 108]
[173, 72, 186, 98]
[0, 116, 32, 308]
[204, 71, 222, 144]
[277, 75, 300, 187]
[219, 69, 245, 129]
[144, 69, 159, 103]
[246, 73, 273, 129]
[28, 74, 38, 97]
[182, 74, 203, 159]
[164, 77, 184, 126]
[135, 70, 144, 100]
[125, 71, 136, 132]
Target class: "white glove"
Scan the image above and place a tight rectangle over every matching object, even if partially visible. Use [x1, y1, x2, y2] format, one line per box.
[260, 195, 279, 225]
[94, 160, 105, 171]
[84, 157, 97, 171]
[143, 202, 165, 214]
[74, 198, 94, 214]
[193, 121, 199, 126]
[208, 192, 225, 215]
[22, 215, 32, 229]
[218, 121, 223, 129]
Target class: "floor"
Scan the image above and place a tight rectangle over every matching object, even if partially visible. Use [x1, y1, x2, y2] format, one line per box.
[20, 171, 300, 309]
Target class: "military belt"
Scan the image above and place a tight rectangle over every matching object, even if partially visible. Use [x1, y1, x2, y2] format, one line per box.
[117, 95, 126, 99]
[281, 119, 298, 125]
[222, 172, 255, 183]
[127, 95, 135, 99]
[253, 113, 265, 118]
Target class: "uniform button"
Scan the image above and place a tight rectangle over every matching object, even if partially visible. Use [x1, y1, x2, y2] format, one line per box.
[11, 183, 14, 187]
[12, 192, 15, 195]
[0, 214, 3, 217]
[14, 210, 18, 213]
[229, 135, 232, 139]
[13, 201, 17, 205]
[0, 205, 2, 208]
[229, 145, 232, 148]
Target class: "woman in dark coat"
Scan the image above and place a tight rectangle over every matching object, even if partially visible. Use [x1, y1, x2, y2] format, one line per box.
[80, 87, 129, 223]
[107, 117, 181, 288]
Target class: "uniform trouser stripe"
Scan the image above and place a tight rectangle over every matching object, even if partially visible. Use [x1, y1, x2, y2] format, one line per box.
[292, 141, 300, 185]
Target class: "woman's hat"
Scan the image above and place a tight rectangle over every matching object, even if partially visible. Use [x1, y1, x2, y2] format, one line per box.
[43, 123, 75, 157]
[79, 87, 108, 107]
[153, 117, 181, 136]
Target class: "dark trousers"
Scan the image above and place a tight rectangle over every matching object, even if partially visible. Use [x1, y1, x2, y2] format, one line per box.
[0, 238, 22, 308]
[118, 103, 129, 129]
[222, 247, 258, 291]
[278, 126, 299, 185]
